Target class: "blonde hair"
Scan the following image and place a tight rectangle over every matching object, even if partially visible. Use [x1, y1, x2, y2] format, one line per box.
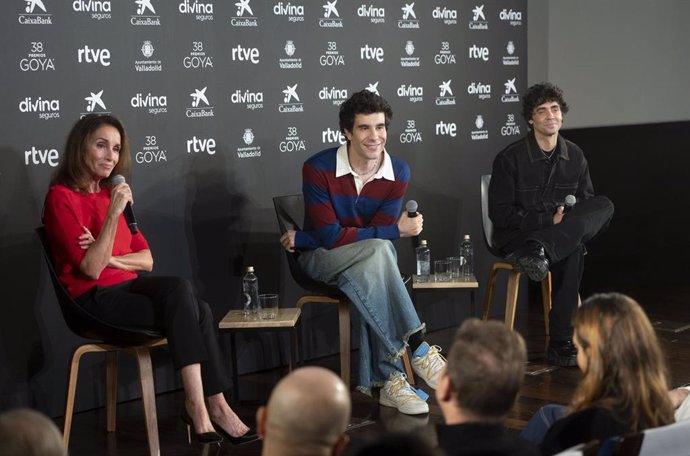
[571, 293, 674, 431]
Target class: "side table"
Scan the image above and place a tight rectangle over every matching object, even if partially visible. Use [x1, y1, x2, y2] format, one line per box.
[412, 274, 479, 318]
[219, 308, 301, 402]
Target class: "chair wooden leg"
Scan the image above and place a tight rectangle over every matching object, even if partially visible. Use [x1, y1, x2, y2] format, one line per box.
[132, 347, 160, 456]
[483, 265, 500, 320]
[105, 351, 118, 433]
[402, 351, 415, 386]
[504, 271, 521, 329]
[337, 300, 351, 388]
[540, 273, 553, 337]
[63, 344, 93, 447]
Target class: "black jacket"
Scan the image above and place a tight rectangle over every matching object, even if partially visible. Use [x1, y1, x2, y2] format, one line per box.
[489, 133, 594, 249]
[437, 422, 540, 456]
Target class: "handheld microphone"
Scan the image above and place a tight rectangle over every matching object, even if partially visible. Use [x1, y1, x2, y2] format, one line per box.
[111, 174, 139, 234]
[405, 200, 419, 248]
[564, 194, 577, 213]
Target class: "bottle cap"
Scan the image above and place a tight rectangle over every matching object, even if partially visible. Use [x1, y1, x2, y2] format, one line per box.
[420, 240, 427, 246]
[463, 234, 470, 240]
[247, 266, 255, 272]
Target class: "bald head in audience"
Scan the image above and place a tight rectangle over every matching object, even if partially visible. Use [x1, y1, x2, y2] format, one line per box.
[0, 408, 66, 456]
[257, 366, 351, 456]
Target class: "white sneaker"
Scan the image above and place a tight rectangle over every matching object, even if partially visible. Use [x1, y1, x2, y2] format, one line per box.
[411, 343, 446, 390]
[379, 373, 429, 415]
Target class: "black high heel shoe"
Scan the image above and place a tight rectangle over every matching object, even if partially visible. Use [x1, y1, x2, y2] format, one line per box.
[181, 409, 223, 445]
[211, 421, 259, 445]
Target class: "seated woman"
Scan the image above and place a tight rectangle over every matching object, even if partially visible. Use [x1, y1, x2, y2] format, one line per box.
[523, 293, 675, 455]
[43, 114, 256, 445]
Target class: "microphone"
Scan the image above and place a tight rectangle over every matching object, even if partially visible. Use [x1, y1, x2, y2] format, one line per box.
[564, 194, 577, 213]
[405, 200, 419, 248]
[111, 174, 139, 234]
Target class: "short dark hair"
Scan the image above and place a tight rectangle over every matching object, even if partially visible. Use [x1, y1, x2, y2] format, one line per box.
[51, 114, 130, 193]
[447, 319, 527, 422]
[339, 89, 393, 135]
[521, 82, 570, 124]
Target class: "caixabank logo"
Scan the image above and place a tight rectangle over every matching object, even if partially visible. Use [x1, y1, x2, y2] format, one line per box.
[319, 41, 345, 67]
[398, 3, 418, 29]
[319, 0, 342, 28]
[432, 5, 457, 25]
[81, 89, 109, 117]
[72, 0, 112, 20]
[468, 4, 487, 30]
[231, 0, 257, 27]
[279, 84, 304, 113]
[24, 144, 59, 167]
[279, 40, 302, 69]
[183, 41, 214, 69]
[230, 88, 264, 111]
[357, 4, 385, 24]
[131, 0, 160, 26]
[135, 40, 162, 72]
[18, 0, 53, 24]
[237, 128, 261, 158]
[501, 78, 519, 103]
[135, 135, 167, 164]
[273, 2, 304, 23]
[20, 41, 55, 72]
[435, 80, 455, 106]
[279, 126, 306, 153]
[131, 92, 168, 115]
[178, 0, 213, 22]
[186, 87, 214, 118]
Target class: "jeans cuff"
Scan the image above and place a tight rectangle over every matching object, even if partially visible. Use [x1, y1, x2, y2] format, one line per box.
[388, 323, 426, 362]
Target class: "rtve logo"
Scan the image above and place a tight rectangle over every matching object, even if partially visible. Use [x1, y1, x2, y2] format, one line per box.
[322, 127, 346, 145]
[186, 136, 216, 155]
[468, 44, 489, 61]
[360, 45, 384, 62]
[435, 121, 457, 137]
[77, 45, 111, 66]
[231, 45, 260, 63]
[25, 146, 59, 167]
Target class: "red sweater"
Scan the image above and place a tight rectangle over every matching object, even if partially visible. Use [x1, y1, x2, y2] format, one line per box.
[43, 184, 150, 298]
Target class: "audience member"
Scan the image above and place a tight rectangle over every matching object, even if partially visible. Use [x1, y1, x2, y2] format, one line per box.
[531, 293, 675, 455]
[0, 408, 66, 456]
[347, 432, 438, 456]
[435, 318, 539, 456]
[257, 366, 351, 456]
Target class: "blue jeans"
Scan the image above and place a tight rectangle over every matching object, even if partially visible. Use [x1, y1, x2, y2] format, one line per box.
[298, 239, 425, 392]
[520, 404, 567, 444]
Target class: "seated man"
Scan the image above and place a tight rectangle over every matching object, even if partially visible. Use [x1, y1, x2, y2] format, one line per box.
[435, 319, 539, 456]
[489, 82, 614, 366]
[256, 367, 351, 456]
[0, 408, 67, 456]
[280, 90, 445, 414]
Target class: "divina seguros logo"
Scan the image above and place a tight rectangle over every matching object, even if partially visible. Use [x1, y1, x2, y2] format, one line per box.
[19, 96, 60, 120]
[499, 8, 522, 26]
[318, 86, 348, 106]
[178, 0, 213, 22]
[432, 6, 457, 25]
[230, 88, 264, 111]
[397, 84, 423, 103]
[231, 0, 257, 27]
[273, 2, 304, 23]
[467, 81, 491, 100]
[131, 92, 168, 115]
[72, 0, 111, 20]
[357, 4, 385, 24]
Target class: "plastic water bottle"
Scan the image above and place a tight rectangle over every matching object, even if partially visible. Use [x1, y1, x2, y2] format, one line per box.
[415, 240, 431, 283]
[242, 266, 260, 319]
[460, 235, 474, 280]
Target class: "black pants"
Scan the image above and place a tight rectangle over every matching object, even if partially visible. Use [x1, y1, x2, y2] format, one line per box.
[76, 276, 230, 395]
[503, 195, 615, 341]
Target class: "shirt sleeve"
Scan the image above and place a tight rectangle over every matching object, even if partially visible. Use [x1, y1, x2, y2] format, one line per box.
[43, 187, 89, 269]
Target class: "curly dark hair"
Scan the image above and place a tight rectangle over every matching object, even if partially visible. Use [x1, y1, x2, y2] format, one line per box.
[339, 89, 393, 136]
[521, 82, 570, 124]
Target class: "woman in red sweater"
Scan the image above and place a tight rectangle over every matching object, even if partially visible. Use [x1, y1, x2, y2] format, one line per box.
[43, 114, 256, 446]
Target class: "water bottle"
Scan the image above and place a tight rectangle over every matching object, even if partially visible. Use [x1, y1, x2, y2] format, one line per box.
[460, 235, 474, 280]
[242, 266, 260, 319]
[415, 240, 431, 283]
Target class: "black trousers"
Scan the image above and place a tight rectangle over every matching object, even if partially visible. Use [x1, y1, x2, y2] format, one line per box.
[76, 276, 230, 396]
[502, 196, 615, 341]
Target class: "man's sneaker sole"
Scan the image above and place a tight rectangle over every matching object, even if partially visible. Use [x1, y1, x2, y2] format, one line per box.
[379, 395, 429, 415]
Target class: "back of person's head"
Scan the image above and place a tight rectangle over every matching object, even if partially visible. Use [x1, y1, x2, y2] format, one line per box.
[571, 292, 674, 431]
[258, 366, 351, 456]
[0, 408, 66, 456]
[52, 113, 131, 192]
[347, 432, 438, 456]
[445, 318, 527, 422]
[339, 89, 393, 135]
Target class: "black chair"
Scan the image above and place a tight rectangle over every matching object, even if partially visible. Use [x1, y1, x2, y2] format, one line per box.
[36, 227, 167, 456]
[479, 175, 552, 334]
[272, 195, 414, 388]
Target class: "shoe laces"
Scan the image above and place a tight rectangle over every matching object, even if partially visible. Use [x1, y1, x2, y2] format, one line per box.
[385, 375, 420, 403]
[416, 345, 446, 373]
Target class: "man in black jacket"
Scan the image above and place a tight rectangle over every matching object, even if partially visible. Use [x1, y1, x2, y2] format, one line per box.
[489, 82, 614, 366]
[436, 319, 539, 456]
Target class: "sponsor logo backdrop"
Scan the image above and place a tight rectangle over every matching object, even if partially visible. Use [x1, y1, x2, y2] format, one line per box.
[1, 0, 525, 415]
